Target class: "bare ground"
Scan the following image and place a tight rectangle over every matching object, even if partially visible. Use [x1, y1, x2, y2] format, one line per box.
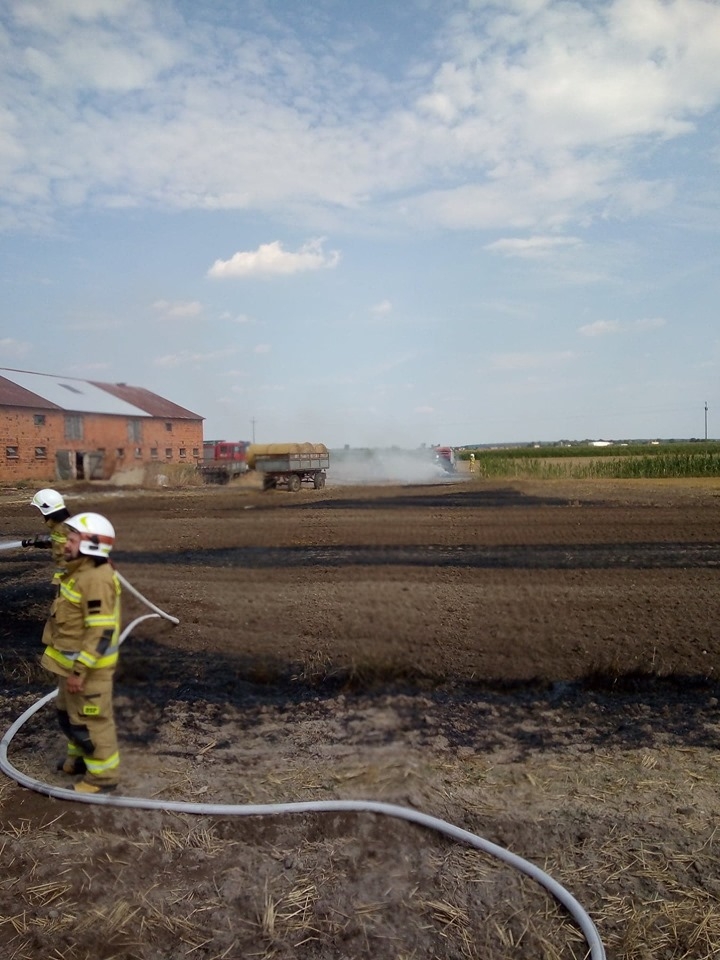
[1, 475, 719, 960]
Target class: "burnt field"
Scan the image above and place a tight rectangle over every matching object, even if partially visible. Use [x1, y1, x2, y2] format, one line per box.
[1, 476, 719, 960]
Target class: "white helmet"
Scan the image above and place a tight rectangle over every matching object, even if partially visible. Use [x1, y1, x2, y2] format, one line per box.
[31, 488, 66, 516]
[65, 512, 115, 558]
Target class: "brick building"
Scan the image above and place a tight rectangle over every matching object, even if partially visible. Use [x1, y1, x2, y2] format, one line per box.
[0, 367, 204, 483]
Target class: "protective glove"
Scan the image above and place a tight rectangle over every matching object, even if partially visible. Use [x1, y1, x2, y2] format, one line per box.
[22, 534, 52, 548]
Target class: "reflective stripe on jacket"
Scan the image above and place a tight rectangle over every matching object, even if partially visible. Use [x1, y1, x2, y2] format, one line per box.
[47, 518, 69, 583]
[41, 557, 121, 676]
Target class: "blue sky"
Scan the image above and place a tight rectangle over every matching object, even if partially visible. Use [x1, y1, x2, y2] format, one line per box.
[1, 0, 719, 448]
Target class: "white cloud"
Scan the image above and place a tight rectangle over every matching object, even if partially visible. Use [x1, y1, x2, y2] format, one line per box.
[0, 337, 30, 356]
[230, 380, 284, 393]
[218, 312, 255, 323]
[485, 236, 583, 258]
[579, 320, 622, 337]
[152, 299, 203, 318]
[2, 0, 720, 233]
[403, 154, 619, 230]
[634, 316, 666, 330]
[67, 361, 111, 372]
[13, 0, 182, 92]
[491, 350, 575, 371]
[415, 405, 434, 414]
[477, 299, 536, 320]
[441, 0, 720, 148]
[207, 239, 341, 279]
[579, 317, 666, 336]
[601, 179, 675, 219]
[253, 343, 271, 354]
[64, 318, 122, 331]
[153, 348, 232, 367]
[12, 0, 144, 30]
[370, 299, 393, 316]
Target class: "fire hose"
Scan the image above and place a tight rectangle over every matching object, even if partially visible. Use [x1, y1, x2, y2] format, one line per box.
[0, 570, 606, 960]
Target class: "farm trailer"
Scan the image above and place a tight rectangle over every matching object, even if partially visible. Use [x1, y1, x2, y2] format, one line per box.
[246, 443, 330, 492]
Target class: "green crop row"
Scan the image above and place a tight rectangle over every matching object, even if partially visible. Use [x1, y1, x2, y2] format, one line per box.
[467, 452, 720, 480]
[459, 442, 720, 460]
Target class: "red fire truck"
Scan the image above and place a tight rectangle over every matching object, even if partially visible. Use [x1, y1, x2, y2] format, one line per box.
[433, 446, 457, 473]
[199, 440, 250, 484]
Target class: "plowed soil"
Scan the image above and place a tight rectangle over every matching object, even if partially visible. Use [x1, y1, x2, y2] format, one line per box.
[1, 475, 719, 960]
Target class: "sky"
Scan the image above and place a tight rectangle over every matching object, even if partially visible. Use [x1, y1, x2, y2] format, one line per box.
[1, 0, 720, 448]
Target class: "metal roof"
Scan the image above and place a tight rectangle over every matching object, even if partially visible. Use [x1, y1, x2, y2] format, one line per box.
[0, 375, 63, 410]
[0, 368, 203, 420]
[90, 381, 203, 420]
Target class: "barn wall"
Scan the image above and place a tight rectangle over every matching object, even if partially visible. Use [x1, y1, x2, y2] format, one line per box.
[0, 407, 203, 482]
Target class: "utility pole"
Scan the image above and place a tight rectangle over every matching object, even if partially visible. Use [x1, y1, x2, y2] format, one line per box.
[250, 418, 256, 443]
[705, 402, 708, 441]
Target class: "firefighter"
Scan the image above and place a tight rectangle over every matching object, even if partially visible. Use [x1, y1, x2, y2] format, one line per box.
[40, 512, 122, 794]
[469, 452, 476, 473]
[25, 488, 72, 584]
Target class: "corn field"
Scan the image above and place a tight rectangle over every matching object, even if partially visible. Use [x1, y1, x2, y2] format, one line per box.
[463, 446, 720, 480]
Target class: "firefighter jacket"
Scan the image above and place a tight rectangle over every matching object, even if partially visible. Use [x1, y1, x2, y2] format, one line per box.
[41, 556, 122, 679]
[45, 517, 70, 584]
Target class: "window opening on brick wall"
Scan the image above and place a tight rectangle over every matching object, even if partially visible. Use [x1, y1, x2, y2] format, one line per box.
[128, 419, 142, 442]
[179, 448, 187, 458]
[34, 414, 46, 426]
[165, 422, 173, 432]
[6, 445, 19, 459]
[34, 446, 47, 459]
[192, 447, 199, 458]
[165, 448, 173, 458]
[134, 447, 143, 458]
[64, 415, 83, 440]
[116, 448, 125, 459]
[150, 448, 158, 459]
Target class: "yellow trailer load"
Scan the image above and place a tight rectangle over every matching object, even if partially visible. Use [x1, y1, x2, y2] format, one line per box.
[245, 443, 328, 469]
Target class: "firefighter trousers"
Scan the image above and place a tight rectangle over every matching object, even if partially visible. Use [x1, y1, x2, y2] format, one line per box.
[55, 668, 120, 786]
